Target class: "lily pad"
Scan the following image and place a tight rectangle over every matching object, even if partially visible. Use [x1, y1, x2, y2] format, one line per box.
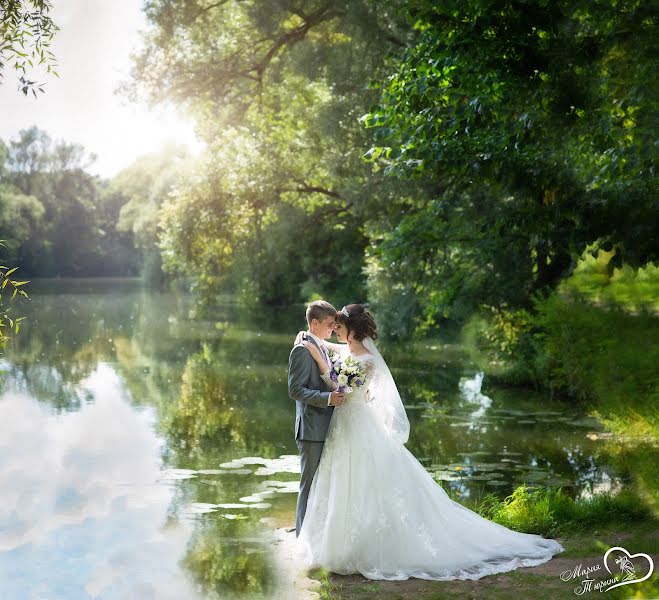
[159, 468, 197, 480]
[186, 503, 219, 514]
[216, 502, 272, 509]
[457, 451, 493, 458]
[198, 468, 252, 475]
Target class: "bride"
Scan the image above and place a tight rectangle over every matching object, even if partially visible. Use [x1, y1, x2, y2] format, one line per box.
[294, 303, 564, 581]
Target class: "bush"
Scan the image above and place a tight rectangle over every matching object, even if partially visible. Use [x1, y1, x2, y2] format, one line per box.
[461, 304, 541, 386]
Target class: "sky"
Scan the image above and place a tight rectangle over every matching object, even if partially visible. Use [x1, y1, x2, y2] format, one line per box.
[0, 0, 204, 179]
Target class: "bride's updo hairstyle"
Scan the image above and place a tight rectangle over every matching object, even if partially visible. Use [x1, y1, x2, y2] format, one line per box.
[336, 304, 378, 342]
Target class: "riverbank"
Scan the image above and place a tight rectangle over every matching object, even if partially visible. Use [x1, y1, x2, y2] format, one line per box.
[315, 504, 658, 598]
[314, 525, 659, 600]
[278, 486, 659, 599]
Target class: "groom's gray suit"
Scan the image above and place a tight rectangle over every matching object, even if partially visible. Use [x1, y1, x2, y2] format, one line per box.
[288, 334, 334, 536]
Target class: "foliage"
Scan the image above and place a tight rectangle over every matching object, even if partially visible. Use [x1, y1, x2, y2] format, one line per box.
[0, 184, 45, 257]
[362, 0, 658, 333]
[111, 143, 191, 248]
[461, 304, 540, 385]
[123, 0, 415, 307]
[109, 142, 194, 283]
[463, 278, 659, 442]
[532, 292, 659, 440]
[474, 484, 653, 537]
[0, 240, 28, 351]
[0, 128, 145, 277]
[561, 245, 659, 312]
[0, 0, 59, 96]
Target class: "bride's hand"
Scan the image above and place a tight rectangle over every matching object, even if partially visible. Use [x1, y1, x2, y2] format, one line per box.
[294, 330, 307, 346]
[301, 340, 326, 370]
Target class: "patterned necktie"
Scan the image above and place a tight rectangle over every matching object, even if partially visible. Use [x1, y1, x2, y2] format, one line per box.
[319, 344, 330, 367]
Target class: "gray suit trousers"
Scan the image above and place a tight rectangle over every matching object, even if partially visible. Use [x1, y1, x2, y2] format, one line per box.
[296, 438, 324, 537]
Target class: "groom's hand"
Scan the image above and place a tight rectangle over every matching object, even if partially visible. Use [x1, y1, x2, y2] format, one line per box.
[294, 330, 307, 346]
[329, 391, 345, 406]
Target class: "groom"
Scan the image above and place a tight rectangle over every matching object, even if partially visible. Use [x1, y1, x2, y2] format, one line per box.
[288, 300, 345, 536]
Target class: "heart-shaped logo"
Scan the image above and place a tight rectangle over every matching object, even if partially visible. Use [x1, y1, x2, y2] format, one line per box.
[603, 546, 654, 592]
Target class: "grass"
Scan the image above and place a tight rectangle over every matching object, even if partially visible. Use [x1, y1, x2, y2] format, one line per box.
[467, 484, 654, 537]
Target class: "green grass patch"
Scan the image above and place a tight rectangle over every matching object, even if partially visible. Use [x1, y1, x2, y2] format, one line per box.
[463, 484, 654, 538]
[557, 521, 659, 558]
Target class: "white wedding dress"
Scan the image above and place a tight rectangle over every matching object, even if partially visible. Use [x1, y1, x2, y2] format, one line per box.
[296, 338, 564, 581]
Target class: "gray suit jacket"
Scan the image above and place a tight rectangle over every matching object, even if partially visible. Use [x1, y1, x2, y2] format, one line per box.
[288, 336, 334, 442]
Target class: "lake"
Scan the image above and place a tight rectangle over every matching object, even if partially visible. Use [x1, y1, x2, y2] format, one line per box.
[0, 279, 628, 599]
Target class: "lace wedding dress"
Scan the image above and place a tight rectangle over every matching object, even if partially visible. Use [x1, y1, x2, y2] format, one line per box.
[295, 338, 564, 581]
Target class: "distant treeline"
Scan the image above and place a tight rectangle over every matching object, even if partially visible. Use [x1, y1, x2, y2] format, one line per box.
[0, 130, 195, 284]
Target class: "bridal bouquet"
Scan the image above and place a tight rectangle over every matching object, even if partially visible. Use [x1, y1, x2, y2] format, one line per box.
[327, 350, 366, 393]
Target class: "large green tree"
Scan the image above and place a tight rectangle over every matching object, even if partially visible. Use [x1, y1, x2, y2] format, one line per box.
[361, 0, 658, 331]
[123, 0, 416, 308]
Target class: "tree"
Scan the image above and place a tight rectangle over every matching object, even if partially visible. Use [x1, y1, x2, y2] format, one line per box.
[1, 128, 141, 277]
[122, 0, 415, 308]
[0, 0, 60, 96]
[361, 0, 658, 331]
[109, 143, 194, 283]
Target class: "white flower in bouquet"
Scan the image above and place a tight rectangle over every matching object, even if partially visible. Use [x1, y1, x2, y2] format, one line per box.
[327, 352, 367, 391]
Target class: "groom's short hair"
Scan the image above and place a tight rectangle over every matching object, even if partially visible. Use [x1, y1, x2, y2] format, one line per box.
[306, 300, 336, 326]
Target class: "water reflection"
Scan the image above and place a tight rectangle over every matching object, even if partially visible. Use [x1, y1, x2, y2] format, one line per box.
[0, 279, 637, 598]
[0, 365, 202, 600]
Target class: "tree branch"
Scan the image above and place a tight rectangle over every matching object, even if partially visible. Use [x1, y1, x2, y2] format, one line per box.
[290, 179, 343, 199]
[193, 0, 233, 20]
[383, 33, 406, 48]
[251, 3, 346, 100]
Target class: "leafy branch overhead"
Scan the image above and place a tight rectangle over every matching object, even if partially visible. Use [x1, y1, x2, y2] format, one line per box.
[0, 0, 60, 97]
[125, 1, 408, 119]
